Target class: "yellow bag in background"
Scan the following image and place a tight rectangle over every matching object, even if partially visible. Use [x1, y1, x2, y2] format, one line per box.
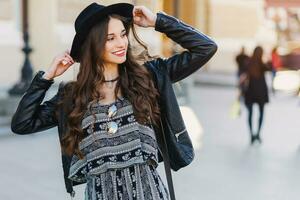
[229, 100, 241, 119]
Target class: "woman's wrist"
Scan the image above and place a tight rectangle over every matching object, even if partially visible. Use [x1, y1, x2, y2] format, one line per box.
[42, 72, 54, 80]
[150, 13, 157, 27]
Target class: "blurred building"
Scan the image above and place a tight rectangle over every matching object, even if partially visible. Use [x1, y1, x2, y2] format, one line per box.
[265, 0, 300, 70]
[2, 0, 293, 88]
[0, 0, 210, 88]
[210, 0, 300, 73]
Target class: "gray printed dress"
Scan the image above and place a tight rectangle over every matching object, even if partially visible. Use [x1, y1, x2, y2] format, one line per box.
[68, 97, 170, 200]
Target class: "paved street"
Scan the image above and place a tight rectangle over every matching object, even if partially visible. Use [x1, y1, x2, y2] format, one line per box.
[1, 84, 300, 200]
[175, 85, 300, 200]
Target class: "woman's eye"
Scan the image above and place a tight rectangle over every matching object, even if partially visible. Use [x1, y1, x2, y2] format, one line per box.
[107, 33, 126, 41]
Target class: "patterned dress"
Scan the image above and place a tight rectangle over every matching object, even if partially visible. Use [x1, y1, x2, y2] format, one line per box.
[68, 97, 170, 200]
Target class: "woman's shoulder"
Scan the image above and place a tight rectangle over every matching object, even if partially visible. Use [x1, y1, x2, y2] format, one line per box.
[58, 80, 75, 89]
[143, 56, 167, 73]
[57, 80, 76, 98]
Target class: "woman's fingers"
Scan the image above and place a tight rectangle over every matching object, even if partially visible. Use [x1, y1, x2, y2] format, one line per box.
[62, 59, 73, 66]
[62, 60, 68, 66]
[60, 57, 72, 66]
[134, 9, 143, 16]
[58, 50, 75, 66]
[133, 6, 156, 27]
[133, 6, 145, 17]
[48, 50, 74, 78]
[133, 6, 140, 14]
[63, 58, 74, 65]
[64, 52, 75, 63]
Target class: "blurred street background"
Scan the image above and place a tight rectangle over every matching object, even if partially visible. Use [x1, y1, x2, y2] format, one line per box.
[1, 0, 300, 199]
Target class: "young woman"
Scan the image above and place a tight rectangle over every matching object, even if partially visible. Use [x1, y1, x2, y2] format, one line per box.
[243, 46, 270, 145]
[11, 3, 217, 200]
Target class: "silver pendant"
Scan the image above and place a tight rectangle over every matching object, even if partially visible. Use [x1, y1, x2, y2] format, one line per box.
[107, 104, 117, 118]
[107, 121, 118, 134]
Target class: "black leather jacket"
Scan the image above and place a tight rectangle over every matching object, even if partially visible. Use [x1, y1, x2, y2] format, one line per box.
[11, 12, 217, 196]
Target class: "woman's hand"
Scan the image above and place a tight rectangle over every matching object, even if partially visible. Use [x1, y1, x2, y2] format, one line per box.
[132, 6, 157, 28]
[43, 50, 75, 80]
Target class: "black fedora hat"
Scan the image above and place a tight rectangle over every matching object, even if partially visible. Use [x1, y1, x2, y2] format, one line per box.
[70, 2, 134, 62]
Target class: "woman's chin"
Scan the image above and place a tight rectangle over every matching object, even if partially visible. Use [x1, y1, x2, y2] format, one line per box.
[115, 57, 127, 64]
[105, 56, 127, 65]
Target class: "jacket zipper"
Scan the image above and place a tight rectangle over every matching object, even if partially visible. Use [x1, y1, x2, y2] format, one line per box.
[175, 129, 186, 141]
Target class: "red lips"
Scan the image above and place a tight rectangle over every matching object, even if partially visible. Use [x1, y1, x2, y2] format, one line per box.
[112, 49, 126, 57]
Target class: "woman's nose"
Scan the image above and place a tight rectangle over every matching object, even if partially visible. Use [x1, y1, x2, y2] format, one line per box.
[115, 37, 126, 47]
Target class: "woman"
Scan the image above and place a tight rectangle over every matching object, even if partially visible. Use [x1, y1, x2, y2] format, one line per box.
[243, 46, 270, 145]
[11, 2, 217, 199]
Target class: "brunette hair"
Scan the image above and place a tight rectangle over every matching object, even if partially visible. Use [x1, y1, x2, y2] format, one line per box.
[56, 14, 160, 158]
[247, 46, 265, 79]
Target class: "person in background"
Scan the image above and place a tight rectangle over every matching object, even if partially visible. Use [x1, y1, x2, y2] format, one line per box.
[270, 46, 282, 94]
[235, 46, 250, 100]
[243, 46, 270, 145]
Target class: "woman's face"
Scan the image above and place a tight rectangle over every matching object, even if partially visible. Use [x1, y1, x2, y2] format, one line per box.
[102, 17, 128, 66]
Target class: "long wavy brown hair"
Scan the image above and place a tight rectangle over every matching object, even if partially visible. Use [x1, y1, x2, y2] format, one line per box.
[56, 14, 160, 159]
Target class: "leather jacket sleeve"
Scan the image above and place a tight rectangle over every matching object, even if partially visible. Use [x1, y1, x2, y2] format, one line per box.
[11, 71, 60, 134]
[148, 12, 218, 83]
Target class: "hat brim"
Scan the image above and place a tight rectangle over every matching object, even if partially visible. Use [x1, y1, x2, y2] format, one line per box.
[70, 3, 134, 62]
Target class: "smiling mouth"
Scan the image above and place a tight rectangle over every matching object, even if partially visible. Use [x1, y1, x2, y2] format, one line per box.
[112, 50, 126, 57]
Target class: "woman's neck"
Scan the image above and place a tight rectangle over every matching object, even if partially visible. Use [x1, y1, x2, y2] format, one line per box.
[103, 63, 119, 80]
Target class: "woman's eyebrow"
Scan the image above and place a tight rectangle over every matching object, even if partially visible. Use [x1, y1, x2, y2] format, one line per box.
[107, 29, 126, 36]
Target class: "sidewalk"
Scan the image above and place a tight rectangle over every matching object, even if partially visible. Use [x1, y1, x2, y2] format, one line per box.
[194, 71, 237, 87]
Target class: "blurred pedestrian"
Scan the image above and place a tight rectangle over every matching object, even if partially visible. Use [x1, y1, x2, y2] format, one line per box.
[229, 46, 249, 119]
[235, 46, 250, 100]
[270, 46, 282, 94]
[236, 46, 250, 78]
[10, 2, 217, 199]
[243, 46, 270, 145]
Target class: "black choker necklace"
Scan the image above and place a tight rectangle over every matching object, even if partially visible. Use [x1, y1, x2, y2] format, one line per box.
[103, 76, 120, 82]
